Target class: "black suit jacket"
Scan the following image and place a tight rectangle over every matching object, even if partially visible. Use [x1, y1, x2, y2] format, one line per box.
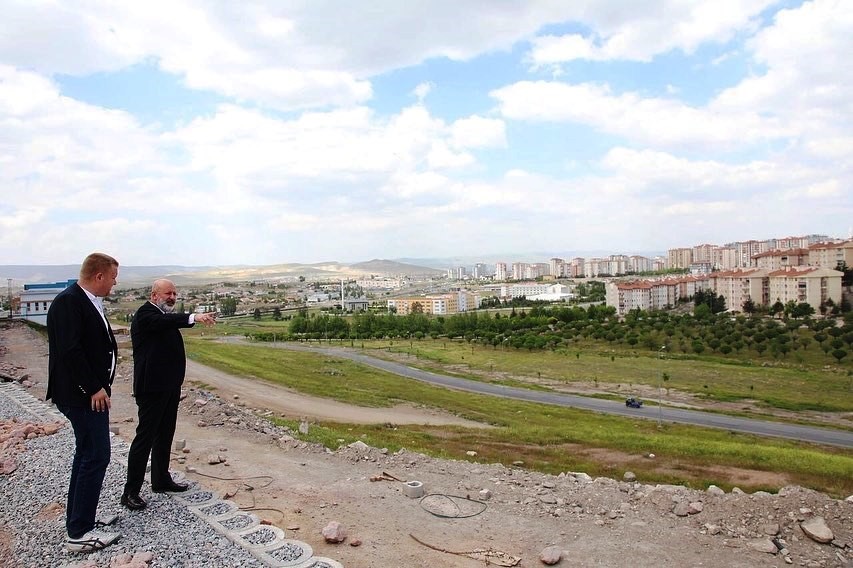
[46, 282, 118, 406]
[131, 301, 194, 395]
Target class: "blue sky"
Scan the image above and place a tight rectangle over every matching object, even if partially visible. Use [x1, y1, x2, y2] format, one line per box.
[0, 0, 850, 266]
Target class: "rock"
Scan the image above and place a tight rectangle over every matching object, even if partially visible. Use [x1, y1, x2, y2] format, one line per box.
[687, 501, 703, 514]
[479, 489, 492, 500]
[466, 450, 477, 456]
[704, 523, 721, 535]
[761, 522, 780, 536]
[672, 502, 691, 517]
[623, 471, 636, 482]
[348, 440, 369, 452]
[322, 521, 347, 543]
[800, 517, 833, 543]
[539, 545, 562, 565]
[207, 454, 224, 465]
[747, 539, 778, 554]
[350, 538, 362, 547]
[706, 485, 725, 496]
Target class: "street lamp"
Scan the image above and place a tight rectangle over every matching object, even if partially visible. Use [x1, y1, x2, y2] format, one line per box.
[658, 345, 667, 427]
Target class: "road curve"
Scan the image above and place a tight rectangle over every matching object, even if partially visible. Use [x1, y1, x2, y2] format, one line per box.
[223, 338, 853, 449]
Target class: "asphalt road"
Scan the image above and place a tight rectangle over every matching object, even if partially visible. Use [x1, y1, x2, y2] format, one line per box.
[231, 339, 853, 449]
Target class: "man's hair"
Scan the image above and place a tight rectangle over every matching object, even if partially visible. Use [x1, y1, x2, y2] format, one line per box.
[79, 252, 119, 280]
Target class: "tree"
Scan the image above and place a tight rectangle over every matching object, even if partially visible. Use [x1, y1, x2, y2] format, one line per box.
[253, 308, 262, 320]
[832, 349, 847, 363]
[273, 307, 282, 321]
[770, 300, 785, 318]
[411, 302, 424, 314]
[742, 298, 757, 315]
[219, 296, 238, 316]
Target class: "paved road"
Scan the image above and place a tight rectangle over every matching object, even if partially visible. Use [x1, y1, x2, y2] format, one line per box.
[227, 338, 853, 449]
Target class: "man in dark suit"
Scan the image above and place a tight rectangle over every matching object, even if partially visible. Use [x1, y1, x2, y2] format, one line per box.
[47, 252, 121, 552]
[121, 279, 215, 510]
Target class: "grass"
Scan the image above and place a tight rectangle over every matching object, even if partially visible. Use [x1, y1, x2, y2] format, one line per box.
[185, 337, 853, 497]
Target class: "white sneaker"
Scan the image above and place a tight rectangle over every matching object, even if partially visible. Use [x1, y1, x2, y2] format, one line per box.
[66, 528, 121, 552]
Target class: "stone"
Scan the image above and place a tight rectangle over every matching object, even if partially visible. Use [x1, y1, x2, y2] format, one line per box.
[479, 489, 492, 500]
[623, 471, 636, 482]
[706, 485, 725, 496]
[322, 521, 347, 543]
[800, 517, 833, 544]
[747, 539, 778, 554]
[761, 522, 780, 536]
[687, 501, 703, 514]
[539, 545, 562, 565]
[672, 502, 691, 517]
[704, 523, 721, 535]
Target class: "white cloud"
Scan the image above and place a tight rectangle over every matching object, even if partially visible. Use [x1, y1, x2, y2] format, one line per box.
[491, 80, 789, 150]
[528, 0, 773, 66]
[450, 116, 507, 149]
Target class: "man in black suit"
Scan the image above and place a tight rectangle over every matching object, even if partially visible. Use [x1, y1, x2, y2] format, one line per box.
[121, 279, 215, 510]
[47, 252, 121, 552]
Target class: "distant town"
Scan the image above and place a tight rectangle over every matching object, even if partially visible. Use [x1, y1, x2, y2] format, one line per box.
[6, 232, 852, 325]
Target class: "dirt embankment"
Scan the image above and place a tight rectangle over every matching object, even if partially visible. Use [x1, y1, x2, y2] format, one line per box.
[1, 321, 851, 568]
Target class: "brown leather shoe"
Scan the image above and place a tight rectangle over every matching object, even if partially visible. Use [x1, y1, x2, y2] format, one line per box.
[120, 493, 147, 510]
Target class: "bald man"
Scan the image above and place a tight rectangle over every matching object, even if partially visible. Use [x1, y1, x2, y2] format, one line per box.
[121, 279, 215, 510]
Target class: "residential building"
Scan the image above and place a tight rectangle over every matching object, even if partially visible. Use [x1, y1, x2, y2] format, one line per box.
[709, 269, 770, 311]
[808, 240, 853, 270]
[549, 257, 566, 278]
[667, 248, 693, 269]
[511, 262, 527, 280]
[494, 262, 508, 281]
[767, 267, 843, 308]
[753, 248, 809, 270]
[606, 275, 710, 315]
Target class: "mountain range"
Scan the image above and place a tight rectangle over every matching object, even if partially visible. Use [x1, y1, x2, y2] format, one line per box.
[0, 259, 444, 288]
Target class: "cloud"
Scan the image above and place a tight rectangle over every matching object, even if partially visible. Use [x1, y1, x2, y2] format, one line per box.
[491, 80, 789, 150]
[527, 0, 773, 66]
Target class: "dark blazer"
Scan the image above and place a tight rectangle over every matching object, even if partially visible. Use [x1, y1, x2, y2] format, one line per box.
[131, 301, 195, 395]
[46, 282, 118, 406]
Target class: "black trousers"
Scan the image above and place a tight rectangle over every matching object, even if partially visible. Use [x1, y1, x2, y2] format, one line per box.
[124, 387, 180, 494]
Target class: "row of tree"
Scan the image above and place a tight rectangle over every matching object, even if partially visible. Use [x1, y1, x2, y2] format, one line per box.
[248, 301, 853, 363]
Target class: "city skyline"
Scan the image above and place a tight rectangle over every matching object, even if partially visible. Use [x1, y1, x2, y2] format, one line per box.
[1, 1, 851, 266]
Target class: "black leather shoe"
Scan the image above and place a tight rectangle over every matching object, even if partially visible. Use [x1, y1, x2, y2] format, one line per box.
[151, 480, 189, 493]
[120, 493, 147, 510]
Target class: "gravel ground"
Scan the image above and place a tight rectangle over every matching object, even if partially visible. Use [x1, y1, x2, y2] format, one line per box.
[0, 385, 266, 568]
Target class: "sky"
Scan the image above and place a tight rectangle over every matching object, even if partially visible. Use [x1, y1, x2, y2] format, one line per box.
[1, 0, 851, 266]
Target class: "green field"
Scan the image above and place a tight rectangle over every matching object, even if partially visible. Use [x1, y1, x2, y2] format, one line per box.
[184, 334, 853, 497]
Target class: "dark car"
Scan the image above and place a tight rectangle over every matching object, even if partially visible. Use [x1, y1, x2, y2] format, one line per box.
[625, 397, 643, 408]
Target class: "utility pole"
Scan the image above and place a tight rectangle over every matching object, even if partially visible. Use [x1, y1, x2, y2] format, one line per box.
[6, 278, 11, 319]
[658, 345, 666, 427]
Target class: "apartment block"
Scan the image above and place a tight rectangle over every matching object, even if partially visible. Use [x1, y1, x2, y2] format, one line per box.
[753, 248, 810, 270]
[709, 269, 770, 310]
[767, 267, 843, 308]
[605, 275, 709, 315]
[667, 248, 693, 269]
[494, 262, 508, 281]
[808, 239, 853, 269]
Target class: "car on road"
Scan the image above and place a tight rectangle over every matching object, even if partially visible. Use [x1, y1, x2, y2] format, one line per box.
[625, 397, 643, 408]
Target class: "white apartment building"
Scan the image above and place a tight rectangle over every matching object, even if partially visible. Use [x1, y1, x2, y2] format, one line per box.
[709, 269, 770, 310]
[808, 240, 853, 269]
[606, 275, 710, 315]
[355, 279, 403, 289]
[767, 267, 843, 308]
[511, 262, 528, 280]
[628, 255, 653, 273]
[494, 262, 508, 281]
[388, 290, 480, 315]
[549, 257, 566, 278]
